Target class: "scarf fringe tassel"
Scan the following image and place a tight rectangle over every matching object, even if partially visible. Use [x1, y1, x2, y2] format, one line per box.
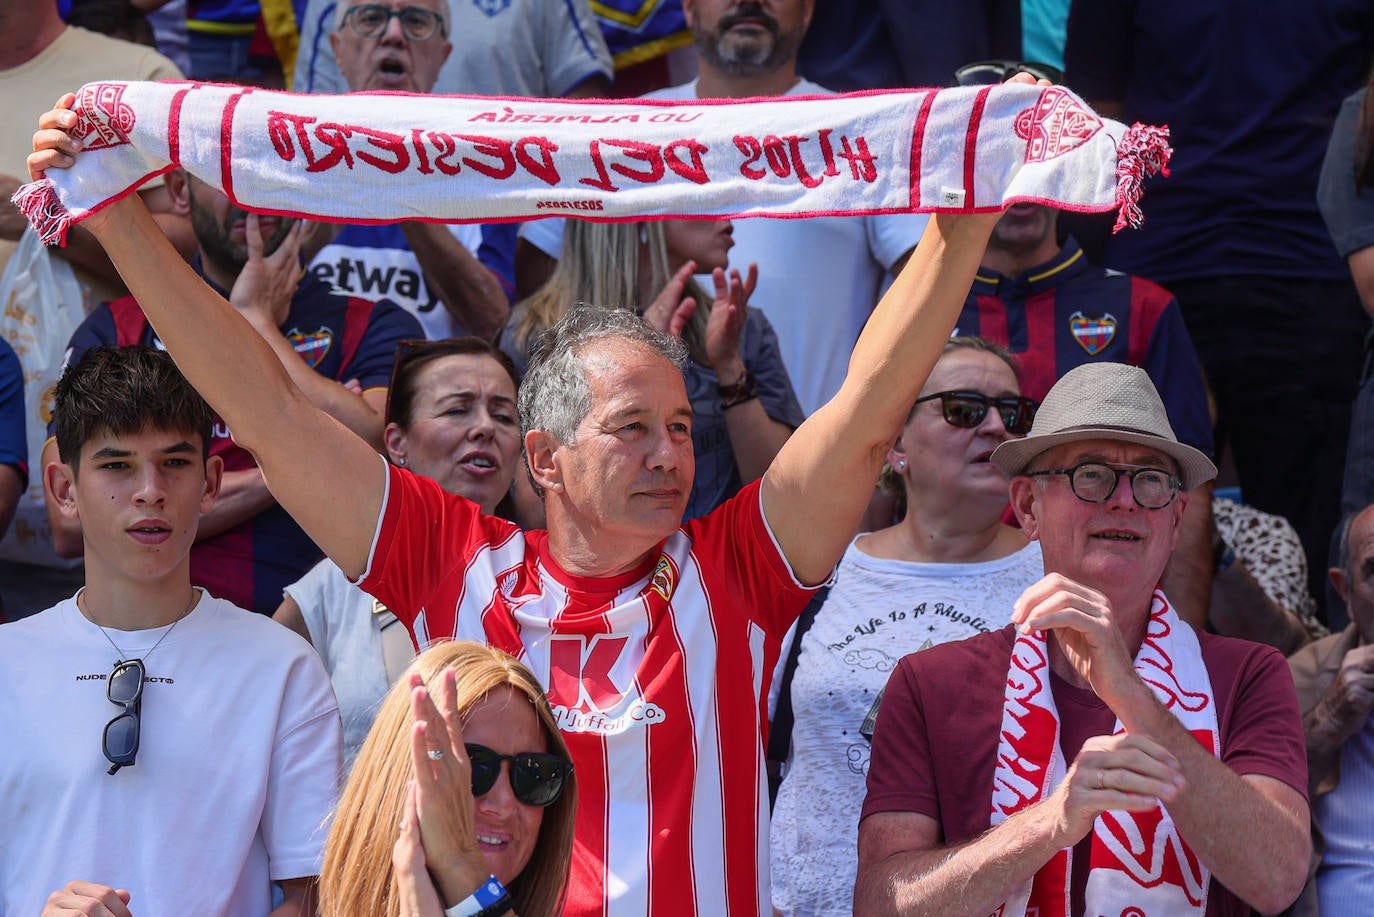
[12, 178, 71, 247]
[1113, 123, 1173, 233]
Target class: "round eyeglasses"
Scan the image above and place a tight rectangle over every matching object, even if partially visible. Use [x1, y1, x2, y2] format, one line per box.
[343, 4, 447, 42]
[1026, 461, 1182, 509]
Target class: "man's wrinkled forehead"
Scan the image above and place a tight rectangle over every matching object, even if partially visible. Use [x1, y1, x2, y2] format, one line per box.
[1349, 504, 1374, 565]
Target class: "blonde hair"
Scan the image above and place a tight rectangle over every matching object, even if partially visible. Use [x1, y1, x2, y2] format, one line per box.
[320, 642, 576, 917]
[513, 220, 712, 366]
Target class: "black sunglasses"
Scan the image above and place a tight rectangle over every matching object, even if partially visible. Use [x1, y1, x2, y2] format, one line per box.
[953, 60, 1064, 87]
[466, 743, 573, 808]
[104, 659, 144, 775]
[913, 390, 1038, 435]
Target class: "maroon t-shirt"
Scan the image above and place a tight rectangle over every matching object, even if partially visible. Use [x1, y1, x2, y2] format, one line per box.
[861, 625, 1308, 916]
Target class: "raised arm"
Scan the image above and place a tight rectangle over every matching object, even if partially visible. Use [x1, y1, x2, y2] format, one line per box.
[30, 100, 385, 578]
[761, 211, 1001, 584]
[398, 221, 511, 341]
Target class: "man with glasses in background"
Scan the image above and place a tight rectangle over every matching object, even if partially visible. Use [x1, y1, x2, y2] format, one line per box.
[855, 362, 1311, 916]
[0, 346, 339, 917]
[301, 0, 524, 343]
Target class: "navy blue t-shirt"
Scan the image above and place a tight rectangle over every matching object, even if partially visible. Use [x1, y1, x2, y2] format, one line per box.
[1064, 0, 1374, 283]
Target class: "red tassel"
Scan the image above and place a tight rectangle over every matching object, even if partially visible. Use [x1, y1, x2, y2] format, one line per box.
[10, 178, 72, 246]
[1113, 123, 1173, 233]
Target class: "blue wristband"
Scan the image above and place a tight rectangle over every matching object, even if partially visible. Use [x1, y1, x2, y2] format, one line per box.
[444, 876, 511, 917]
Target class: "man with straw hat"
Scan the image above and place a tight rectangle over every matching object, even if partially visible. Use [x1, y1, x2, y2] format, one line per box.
[855, 362, 1311, 916]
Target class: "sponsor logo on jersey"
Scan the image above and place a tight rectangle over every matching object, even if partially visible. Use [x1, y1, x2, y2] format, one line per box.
[1069, 310, 1117, 355]
[545, 634, 666, 733]
[472, 0, 511, 16]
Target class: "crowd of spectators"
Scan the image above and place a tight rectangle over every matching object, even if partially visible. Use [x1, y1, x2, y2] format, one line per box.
[4, 0, 1374, 914]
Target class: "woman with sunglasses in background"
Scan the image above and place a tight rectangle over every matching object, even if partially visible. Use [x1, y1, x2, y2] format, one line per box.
[768, 337, 1042, 917]
[501, 218, 803, 522]
[274, 338, 522, 769]
[322, 641, 576, 917]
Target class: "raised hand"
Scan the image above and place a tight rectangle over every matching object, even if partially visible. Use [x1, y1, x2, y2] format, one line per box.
[407, 671, 489, 907]
[1314, 643, 1374, 743]
[28, 93, 81, 182]
[230, 213, 303, 329]
[1011, 573, 1138, 702]
[641, 259, 698, 337]
[703, 263, 757, 376]
[393, 782, 446, 917]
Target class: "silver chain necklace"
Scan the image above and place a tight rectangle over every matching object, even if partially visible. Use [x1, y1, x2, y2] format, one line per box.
[79, 588, 199, 665]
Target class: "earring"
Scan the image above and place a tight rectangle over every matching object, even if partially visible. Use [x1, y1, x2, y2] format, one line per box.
[896, 460, 906, 471]
[397, 456, 407, 467]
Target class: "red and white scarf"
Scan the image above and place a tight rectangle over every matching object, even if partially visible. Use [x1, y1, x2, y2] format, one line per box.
[991, 589, 1219, 916]
[14, 80, 1170, 245]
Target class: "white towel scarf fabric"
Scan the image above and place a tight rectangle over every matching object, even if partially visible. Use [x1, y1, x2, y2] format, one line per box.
[991, 589, 1220, 917]
[16, 80, 1170, 244]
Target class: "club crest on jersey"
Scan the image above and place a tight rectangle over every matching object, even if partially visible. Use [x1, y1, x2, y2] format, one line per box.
[287, 328, 333, 367]
[649, 556, 676, 600]
[1069, 311, 1117, 355]
[1015, 86, 1102, 164]
[472, 0, 511, 15]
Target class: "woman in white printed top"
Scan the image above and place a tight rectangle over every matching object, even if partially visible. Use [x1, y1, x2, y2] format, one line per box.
[769, 337, 1043, 917]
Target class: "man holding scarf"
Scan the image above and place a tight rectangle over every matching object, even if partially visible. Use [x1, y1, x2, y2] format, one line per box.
[856, 362, 1310, 916]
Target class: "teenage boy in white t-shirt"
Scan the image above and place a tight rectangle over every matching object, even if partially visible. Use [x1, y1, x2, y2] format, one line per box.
[0, 346, 341, 917]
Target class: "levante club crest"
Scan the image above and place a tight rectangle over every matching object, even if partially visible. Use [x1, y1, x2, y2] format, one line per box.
[1069, 311, 1117, 355]
[287, 329, 333, 367]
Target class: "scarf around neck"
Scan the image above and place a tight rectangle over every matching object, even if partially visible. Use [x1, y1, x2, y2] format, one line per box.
[15, 80, 1170, 245]
[991, 589, 1219, 916]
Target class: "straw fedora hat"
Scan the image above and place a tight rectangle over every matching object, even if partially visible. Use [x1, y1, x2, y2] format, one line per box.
[990, 363, 1217, 490]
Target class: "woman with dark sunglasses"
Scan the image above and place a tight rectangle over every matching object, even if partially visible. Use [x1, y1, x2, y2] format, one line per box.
[321, 641, 576, 917]
[769, 337, 1043, 917]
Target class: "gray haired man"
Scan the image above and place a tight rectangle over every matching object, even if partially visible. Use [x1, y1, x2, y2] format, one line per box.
[1289, 501, 1374, 914]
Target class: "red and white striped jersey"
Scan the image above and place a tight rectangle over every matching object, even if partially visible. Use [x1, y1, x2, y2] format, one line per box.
[359, 465, 818, 916]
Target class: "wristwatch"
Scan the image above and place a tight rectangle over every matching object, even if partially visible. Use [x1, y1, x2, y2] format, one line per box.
[717, 366, 758, 409]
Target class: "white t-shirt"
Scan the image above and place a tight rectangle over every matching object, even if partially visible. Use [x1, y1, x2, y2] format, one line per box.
[359, 469, 819, 916]
[0, 591, 342, 917]
[519, 77, 929, 415]
[286, 558, 401, 770]
[308, 223, 489, 340]
[769, 538, 1042, 917]
[294, 0, 612, 97]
